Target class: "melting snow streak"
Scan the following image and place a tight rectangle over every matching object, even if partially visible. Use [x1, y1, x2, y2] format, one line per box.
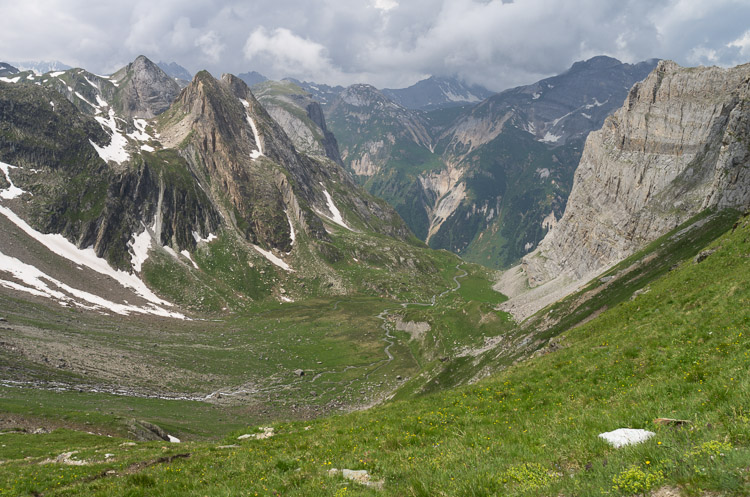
[239, 98, 263, 159]
[0, 161, 27, 199]
[253, 245, 294, 272]
[319, 183, 352, 230]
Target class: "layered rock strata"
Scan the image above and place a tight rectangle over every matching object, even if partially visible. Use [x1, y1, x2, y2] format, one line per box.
[499, 61, 750, 319]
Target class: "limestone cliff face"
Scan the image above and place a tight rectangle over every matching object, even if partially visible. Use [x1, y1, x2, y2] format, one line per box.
[522, 61, 750, 286]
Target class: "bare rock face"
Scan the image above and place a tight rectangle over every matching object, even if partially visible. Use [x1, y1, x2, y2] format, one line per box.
[111, 55, 180, 119]
[326, 83, 433, 177]
[253, 81, 343, 165]
[521, 60, 750, 288]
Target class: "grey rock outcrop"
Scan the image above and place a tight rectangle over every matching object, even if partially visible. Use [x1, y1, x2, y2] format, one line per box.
[111, 55, 181, 118]
[253, 80, 343, 165]
[499, 61, 750, 319]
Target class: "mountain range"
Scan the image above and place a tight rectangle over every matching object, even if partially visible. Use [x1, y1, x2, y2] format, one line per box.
[1, 48, 750, 496]
[317, 56, 658, 267]
[0, 55, 454, 320]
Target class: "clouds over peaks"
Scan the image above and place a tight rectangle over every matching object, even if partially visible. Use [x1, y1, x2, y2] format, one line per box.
[1, 0, 749, 92]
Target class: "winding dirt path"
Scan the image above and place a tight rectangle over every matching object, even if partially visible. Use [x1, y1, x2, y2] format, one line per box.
[371, 263, 467, 372]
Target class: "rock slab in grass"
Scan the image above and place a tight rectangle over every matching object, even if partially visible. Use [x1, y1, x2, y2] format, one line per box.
[599, 428, 655, 448]
[238, 426, 274, 440]
[328, 468, 384, 490]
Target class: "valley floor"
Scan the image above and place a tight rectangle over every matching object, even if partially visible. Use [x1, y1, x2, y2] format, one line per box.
[1, 213, 749, 496]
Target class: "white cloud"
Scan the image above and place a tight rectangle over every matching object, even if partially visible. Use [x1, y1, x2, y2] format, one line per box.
[374, 0, 398, 11]
[243, 27, 345, 82]
[196, 30, 225, 62]
[687, 46, 719, 66]
[1, 0, 750, 91]
[728, 30, 750, 55]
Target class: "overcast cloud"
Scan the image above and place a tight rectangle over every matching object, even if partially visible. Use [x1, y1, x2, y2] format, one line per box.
[1, 0, 749, 91]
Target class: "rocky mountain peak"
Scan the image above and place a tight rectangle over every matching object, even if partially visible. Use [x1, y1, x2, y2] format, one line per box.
[111, 55, 180, 118]
[157, 61, 191, 82]
[339, 84, 398, 108]
[567, 55, 623, 72]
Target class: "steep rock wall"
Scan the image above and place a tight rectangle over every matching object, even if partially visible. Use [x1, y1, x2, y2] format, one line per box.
[523, 61, 750, 286]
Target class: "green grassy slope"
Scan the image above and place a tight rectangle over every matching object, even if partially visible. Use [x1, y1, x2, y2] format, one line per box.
[2, 211, 748, 496]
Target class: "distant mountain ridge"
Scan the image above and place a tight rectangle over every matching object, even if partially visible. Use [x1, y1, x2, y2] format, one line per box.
[157, 61, 192, 82]
[10, 60, 71, 75]
[238, 71, 268, 87]
[383, 76, 494, 110]
[320, 56, 658, 268]
[0, 62, 19, 77]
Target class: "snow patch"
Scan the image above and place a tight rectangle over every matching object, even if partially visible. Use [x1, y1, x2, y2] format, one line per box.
[192, 231, 217, 244]
[167, 435, 180, 443]
[585, 97, 607, 109]
[551, 110, 575, 127]
[253, 245, 294, 272]
[95, 94, 108, 107]
[90, 109, 130, 164]
[539, 132, 562, 144]
[74, 91, 99, 112]
[581, 112, 592, 119]
[128, 119, 151, 142]
[286, 210, 296, 248]
[0, 76, 20, 83]
[181, 250, 199, 269]
[140, 144, 155, 152]
[0, 249, 183, 318]
[599, 428, 655, 448]
[84, 76, 98, 89]
[49, 71, 65, 77]
[0, 161, 28, 199]
[128, 227, 152, 273]
[0, 205, 181, 316]
[531, 92, 541, 100]
[319, 183, 351, 230]
[162, 245, 179, 260]
[240, 98, 264, 159]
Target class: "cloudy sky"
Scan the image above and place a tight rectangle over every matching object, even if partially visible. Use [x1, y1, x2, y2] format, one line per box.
[1, 0, 749, 91]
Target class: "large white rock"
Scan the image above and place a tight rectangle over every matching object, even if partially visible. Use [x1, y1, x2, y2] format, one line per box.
[599, 428, 655, 448]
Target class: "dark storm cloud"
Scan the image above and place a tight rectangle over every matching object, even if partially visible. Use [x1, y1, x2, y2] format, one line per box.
[1, 0, 749, 91]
